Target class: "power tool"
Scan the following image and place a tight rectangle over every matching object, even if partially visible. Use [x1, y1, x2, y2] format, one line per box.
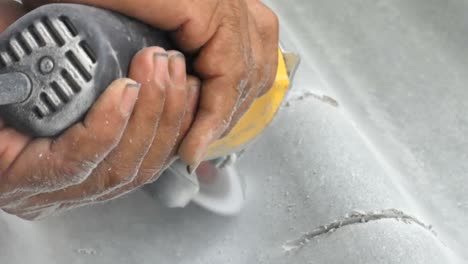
[0, 4, 299, 214]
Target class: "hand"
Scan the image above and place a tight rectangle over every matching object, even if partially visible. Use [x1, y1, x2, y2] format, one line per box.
[2, 47, 200, 220]
[0, 2, 200, 220]
[24, 0, 280, 171]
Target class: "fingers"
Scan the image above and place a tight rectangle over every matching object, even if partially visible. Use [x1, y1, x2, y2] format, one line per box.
[87, 47, 168, 191]
[88, 75, 199, 204]
[175, 76, 201, 151]
[130, 50, 189, 183]
[90, 75, 200, 203]
[0, 78, 139, 202]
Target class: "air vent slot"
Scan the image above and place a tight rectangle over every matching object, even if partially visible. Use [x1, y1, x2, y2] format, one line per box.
[10, 38, 27, 59]
[0, 52, 13, 66]
[65, 50, 92, 82]
[59, 16, 78, 37]
[50, 81, 71, 103]
[61, 69, 81, 93]
[28, 25, 46, 47]
[21, 30, 40, 50]
[16, 34, 32, 54]
[79, 41, 96, 63]
[40, 92, 57, 112]
[6, 45, 19, 62]
[42, 17, 65, 46]
[34, 99, 52, 119]
[0, 56, 6, 69]
[34, 106, 45, 119]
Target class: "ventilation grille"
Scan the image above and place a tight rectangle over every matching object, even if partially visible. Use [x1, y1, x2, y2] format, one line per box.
[34, 67, 84, 119]
[0, 16, 79, 69]
[26, 15, 97, 119]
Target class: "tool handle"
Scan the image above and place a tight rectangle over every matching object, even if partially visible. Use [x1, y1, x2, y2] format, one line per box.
[0, 4, 172, 137]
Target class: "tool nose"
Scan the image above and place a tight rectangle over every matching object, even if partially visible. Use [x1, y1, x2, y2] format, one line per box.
[0, 72, 32, 106]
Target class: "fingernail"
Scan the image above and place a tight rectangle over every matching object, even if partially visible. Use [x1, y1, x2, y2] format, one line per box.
[187, 162, 201, 175]
[154, 52, 169, 85]
[169, 52, 186, 87]
[170, 52, 185, 60]
[154, 52, 169, 59]
[120, 82, 141, 116]
[154, 52, 168, 67]
[187, 148, 208, 175]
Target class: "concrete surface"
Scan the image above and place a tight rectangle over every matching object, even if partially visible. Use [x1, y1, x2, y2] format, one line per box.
[1, 0, 468, 263]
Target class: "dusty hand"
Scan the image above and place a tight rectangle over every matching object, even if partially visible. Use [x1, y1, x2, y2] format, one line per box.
[24, 0, 280, 171]
[1, 0, 200, 220]
[1, 48, 199, 220]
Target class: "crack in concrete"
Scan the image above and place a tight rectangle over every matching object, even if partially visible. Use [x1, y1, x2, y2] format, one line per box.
[285, 91, 339, 108]
[282, 209, 435, 252]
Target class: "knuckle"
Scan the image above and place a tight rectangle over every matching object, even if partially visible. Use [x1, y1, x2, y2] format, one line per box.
[144, 172, 163, 185]
[133, 176, 149, 187]
[140, 168, 165, 185]
[262, 7, 279, 31]
[162, 102, 187, 126]
[137, 168, 160, 184]
[151, 80, 167, 100]
[55, 157, 96, 185]
[107, 168, 138, 189]
[155, 73, 172, 91]
[96, 171, 113, 192]
[140, 98, 165, 126]
[93, 123, 125, 146]
[95, 127, 122, 148]
[268, 12, 280, 30]
[150, 78, 169, 98]
[83, 124, 124, 148]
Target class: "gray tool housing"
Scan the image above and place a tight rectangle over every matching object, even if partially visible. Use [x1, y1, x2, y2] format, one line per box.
[0, 4, 171, 137]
